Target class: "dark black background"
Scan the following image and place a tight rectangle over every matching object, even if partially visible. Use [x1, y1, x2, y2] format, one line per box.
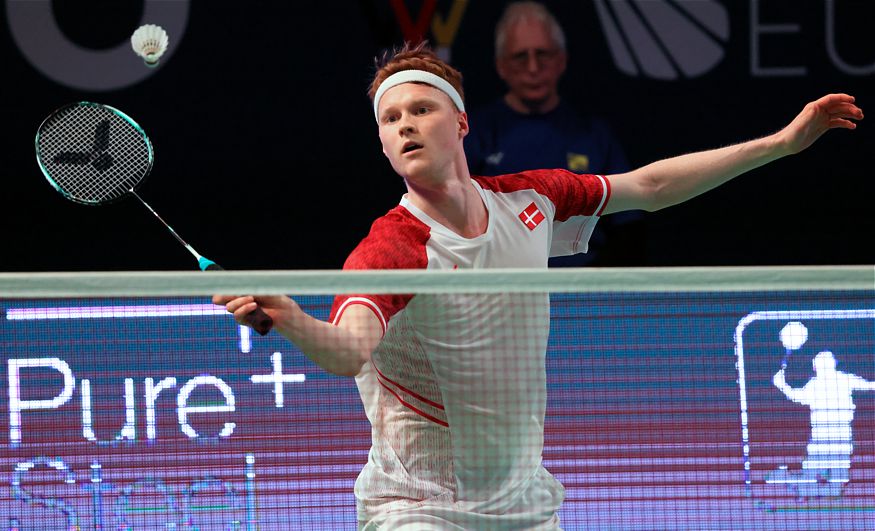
[2, 0, 872, 271]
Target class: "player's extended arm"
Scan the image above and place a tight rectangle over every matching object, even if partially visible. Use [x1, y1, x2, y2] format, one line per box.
[772, 369, 808, 402]
[853, 375, 875, 391]
[603, 93, 863, 214]
[213, 295, 382, 377]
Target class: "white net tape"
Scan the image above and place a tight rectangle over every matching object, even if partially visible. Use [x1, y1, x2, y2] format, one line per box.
[0, 266, 871, 297]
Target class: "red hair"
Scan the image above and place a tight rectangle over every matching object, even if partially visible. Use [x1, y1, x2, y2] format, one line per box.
[368, 42, 465, 105]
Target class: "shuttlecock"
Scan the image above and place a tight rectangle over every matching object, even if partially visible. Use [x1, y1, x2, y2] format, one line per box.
[779, 321, 808, 351]
[131, 24, 169, 67]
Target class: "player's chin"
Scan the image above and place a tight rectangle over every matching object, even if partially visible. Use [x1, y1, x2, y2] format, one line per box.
[398, 156, 429, 173]
[520, 90, 550, 105]
[400, 164, 438, 185]
[391, 151, 422, 168]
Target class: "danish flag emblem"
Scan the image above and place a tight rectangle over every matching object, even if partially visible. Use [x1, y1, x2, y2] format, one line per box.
[519, 202, 545, 231]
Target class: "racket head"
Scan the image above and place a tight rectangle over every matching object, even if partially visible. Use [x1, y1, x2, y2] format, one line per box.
[35, 102, 154, 206]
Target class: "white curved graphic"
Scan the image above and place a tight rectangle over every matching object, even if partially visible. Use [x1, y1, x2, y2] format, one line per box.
[594, 0, 729, 80]
[5, 0, 190, 91]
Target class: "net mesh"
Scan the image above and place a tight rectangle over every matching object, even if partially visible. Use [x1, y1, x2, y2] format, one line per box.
[36, 104, 152, 204]
[0, 267, 872, 530]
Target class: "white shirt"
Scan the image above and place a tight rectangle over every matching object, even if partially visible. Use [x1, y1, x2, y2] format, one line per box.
[329, 170, 610, 529]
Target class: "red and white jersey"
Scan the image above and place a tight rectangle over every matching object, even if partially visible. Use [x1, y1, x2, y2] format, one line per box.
[329, 170, 610, 529]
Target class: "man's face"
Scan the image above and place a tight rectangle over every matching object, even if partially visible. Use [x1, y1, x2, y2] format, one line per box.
[376, 82, 468, 183]
[496, 18, 566, 107]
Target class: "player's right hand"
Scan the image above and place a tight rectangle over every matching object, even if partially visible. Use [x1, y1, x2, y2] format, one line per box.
[772, 369, 786, 388]
[212, 294, 297, 330]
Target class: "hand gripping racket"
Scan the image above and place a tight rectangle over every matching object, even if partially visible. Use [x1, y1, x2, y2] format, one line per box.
[35, 101, 273, 335]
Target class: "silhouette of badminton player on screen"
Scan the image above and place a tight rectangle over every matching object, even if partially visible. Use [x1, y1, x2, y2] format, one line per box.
[769, 350, 875, 498]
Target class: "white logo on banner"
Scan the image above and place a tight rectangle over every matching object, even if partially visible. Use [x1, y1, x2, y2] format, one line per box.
[593, 0, 729, 80]
[593, 0, 874, 79]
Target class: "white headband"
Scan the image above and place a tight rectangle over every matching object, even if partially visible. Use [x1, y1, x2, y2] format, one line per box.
[373, 69, 465, 121]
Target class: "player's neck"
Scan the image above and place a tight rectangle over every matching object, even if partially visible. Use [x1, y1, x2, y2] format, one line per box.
[504, 93, 561, 115]
[405, 171, 488, 239]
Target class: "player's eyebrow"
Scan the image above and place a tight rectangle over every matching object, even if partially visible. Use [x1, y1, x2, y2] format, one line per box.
[406, 98, 439, 109]
[380, 97, 441, 121]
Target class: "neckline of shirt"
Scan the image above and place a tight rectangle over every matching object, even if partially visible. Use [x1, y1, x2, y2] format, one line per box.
[399, 180, 494, 243]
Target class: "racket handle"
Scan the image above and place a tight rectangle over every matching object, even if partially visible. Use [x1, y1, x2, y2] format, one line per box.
[202, 260, 274, 336]
[241, 306, 274, 336]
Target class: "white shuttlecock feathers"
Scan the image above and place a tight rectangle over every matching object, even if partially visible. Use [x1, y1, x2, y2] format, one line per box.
[131, 24, 169, 67]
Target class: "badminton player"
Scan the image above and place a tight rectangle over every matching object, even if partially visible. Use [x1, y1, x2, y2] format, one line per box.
[215, 43, 862, 530]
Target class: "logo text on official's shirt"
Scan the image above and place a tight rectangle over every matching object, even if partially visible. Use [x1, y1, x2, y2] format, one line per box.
[519, 202, 545, 231]
[567, 152, 589, 172]
[486, 152, 504, 166]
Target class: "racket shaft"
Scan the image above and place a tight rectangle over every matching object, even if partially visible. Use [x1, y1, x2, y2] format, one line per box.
[131, 191, 196, 256]
[131, 192, 273, 336]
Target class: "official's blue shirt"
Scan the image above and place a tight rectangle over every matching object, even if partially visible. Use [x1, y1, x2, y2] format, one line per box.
[465, 98, 629, 177]
[465, 98, 640, 266]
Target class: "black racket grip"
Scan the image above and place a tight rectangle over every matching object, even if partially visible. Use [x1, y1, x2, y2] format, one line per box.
[204, 262, 274, 335]
[242, 307, 274, 336]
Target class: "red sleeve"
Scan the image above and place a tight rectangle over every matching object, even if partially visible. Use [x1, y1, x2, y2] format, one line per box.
[473, 170, 610, 220]
[328, 206, 430, 334]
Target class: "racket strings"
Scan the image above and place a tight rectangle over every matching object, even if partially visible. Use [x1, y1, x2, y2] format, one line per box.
[38, 105, 151, 204]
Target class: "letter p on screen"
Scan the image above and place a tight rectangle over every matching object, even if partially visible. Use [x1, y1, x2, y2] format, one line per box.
[7, 358, 75, 446]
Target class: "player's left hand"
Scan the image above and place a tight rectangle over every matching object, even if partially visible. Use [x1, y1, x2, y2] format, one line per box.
[779, 93, 863, 155]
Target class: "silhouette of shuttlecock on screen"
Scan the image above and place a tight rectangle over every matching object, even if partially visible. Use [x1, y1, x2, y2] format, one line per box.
[131, 24, 168, 67]
[780, 321, 808, 354]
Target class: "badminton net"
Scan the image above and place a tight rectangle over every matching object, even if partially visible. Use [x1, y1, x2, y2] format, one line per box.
[0, 266, 872, 530]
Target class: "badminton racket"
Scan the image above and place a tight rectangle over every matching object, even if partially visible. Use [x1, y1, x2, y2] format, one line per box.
[35, 101, 273, 335]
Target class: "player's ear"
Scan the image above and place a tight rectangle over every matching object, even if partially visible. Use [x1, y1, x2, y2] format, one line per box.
[458, 111, 469, 139]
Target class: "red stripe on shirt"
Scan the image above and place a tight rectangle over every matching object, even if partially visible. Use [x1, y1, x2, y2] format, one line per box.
[376, 378, 449, 428]
[371, 361, 445, 410]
